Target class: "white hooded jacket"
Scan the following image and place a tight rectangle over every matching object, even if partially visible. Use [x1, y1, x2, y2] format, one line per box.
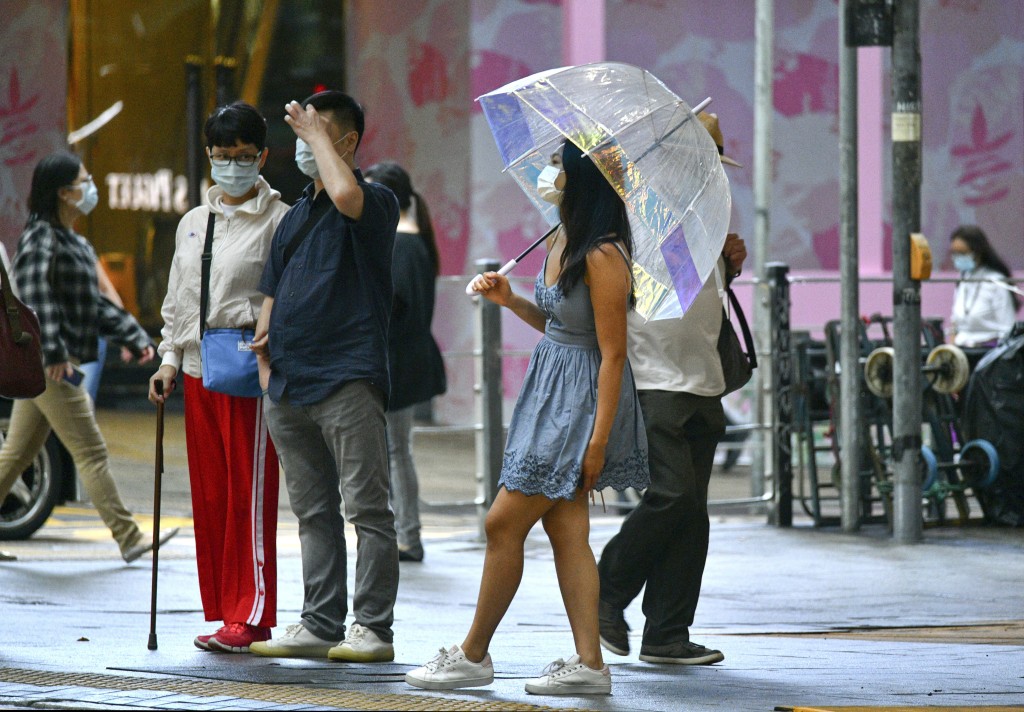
[158, 176, 289, 378]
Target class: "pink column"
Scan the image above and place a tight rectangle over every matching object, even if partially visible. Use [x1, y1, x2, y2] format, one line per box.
[562, 0, 606, 65]
[857, 47, 886, 275]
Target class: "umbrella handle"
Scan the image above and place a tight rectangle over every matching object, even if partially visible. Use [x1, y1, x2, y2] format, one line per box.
[465, 259, 517, 296]
[464, 224, 560, 296]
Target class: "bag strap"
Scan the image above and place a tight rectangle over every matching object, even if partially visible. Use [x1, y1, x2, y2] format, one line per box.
[200, 211, 216, 338]
[283, 194, 334, 268]
[725, 285, 757, 370]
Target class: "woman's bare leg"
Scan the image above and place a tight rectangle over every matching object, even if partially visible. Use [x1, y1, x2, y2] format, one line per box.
[461, 488, 554, 661]
[542, 494, 603, 669]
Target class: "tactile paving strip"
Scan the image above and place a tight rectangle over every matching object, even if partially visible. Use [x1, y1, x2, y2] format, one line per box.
[0, 667, 580, 711]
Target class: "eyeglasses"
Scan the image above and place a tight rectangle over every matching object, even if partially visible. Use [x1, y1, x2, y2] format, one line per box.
[68, 175, 93, 187]
[209, 154, 261, 168]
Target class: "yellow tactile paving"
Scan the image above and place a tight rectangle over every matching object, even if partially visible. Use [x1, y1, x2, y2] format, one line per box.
[777, 707, 1024, 712]
[0, 667, 581, 711]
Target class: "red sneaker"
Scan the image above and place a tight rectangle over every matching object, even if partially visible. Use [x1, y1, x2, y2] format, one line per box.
[208, 622, 272, 653]
[194, 625, 228, 651]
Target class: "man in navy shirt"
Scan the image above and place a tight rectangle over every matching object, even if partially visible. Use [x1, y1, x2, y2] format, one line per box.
[250, 90, 400, 662]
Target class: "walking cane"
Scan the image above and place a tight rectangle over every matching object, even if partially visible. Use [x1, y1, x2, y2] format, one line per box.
[147, 380, 165, 650]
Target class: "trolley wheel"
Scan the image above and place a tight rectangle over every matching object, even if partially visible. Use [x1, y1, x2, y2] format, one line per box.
[959, 439, 1000, 489]
[864, 346, 895, 398]
[920, 445, 939, 493]
[925, 344, 970, 394]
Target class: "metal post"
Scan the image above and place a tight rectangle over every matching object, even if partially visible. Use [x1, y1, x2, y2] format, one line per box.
[184, 57, 204, 210]
[474, 259, 503, 540]
[839, 1, 862, 532]
[751, 0, 775, 501]
[214, 56, 237, 107]
[891, 0, 923, 543]
[767, 263, 793, 527]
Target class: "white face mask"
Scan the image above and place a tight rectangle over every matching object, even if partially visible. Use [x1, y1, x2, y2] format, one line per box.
[952, 253, 977, 273]
[295, 138, 320, 180]
[295, 132, 354, 181]
[72, 177, 99, 215]
[536, 164, 565, 205]
[210, 160, 261, 198]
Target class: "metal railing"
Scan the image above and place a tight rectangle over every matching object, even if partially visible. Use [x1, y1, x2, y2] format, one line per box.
[424, 260, 1020, 534]
[429, 260, 776, 535]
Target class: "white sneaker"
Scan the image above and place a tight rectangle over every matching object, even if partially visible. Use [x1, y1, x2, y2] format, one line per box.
[248, 623, 337, 658]
[524, 654, 611, 695]
[328, 622, 395, 662]
[405, 644, 494, 690]
[122, 527, 180, 563]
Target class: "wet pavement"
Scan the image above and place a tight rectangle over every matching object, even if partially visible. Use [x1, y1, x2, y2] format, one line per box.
[1, 406, 1023, 711]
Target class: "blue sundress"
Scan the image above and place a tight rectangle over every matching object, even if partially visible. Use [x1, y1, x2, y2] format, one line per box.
[499, 251, 650, 500]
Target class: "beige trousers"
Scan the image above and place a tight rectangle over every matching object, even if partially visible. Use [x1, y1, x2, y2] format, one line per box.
[0, 376, 142, 553]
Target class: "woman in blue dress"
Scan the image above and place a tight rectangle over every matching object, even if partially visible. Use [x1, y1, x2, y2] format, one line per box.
[406, 140, 649, 696]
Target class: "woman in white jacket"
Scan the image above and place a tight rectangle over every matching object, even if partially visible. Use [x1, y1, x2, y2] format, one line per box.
[149, 102, 289, 653]
[948, 225, 1019, 350]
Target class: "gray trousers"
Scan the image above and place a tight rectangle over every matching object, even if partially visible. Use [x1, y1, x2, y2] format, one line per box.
[384, 406, 422, 553]
[598, 390, 725, 646]
[264, 380, 398, 643]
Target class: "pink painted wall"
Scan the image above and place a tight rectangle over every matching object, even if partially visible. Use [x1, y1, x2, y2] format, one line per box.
[0, 1, 68, 260]
[344, 0, 1022, 422]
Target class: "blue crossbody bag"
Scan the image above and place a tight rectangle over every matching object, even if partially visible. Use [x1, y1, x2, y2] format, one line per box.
[199, 212, 261, 398]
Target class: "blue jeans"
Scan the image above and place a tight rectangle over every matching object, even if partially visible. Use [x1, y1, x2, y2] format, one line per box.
[79, 338, 108, 405]
[263, 380, 398, 643]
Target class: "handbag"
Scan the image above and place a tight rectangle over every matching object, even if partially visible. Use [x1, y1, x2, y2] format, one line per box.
[0, 253, 46, 399]
[200, 327, 260, 397]
[718, 283, 757, 396]
[198, 213, 261, 398]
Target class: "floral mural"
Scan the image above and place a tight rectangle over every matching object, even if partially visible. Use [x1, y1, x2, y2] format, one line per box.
[0, 1, 67, 260]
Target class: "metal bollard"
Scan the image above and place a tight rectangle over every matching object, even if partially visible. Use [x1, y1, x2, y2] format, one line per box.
[767, 263, 794, 526]
[184, 57, 203, 211]
[473, 259, 503, 540]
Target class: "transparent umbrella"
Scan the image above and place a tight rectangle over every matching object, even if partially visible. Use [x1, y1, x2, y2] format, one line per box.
[477, 62, 732, 320]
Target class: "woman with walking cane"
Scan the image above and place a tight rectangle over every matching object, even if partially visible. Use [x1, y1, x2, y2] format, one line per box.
[149, 102, 288, 653]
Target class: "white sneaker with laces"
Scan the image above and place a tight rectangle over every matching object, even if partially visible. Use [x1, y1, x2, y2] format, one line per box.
[248, 623, 337, 658]
[328, 622, 395, 662]
[524, 654, 611, 695]
[405, 644, 494, 690]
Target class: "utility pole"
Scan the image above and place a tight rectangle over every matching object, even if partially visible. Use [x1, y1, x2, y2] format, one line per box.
[890, 0, 924, 543]
[839, 1, 861, 532]
[752, 0, 774, 510]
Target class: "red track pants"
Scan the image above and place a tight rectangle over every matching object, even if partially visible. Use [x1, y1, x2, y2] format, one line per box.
[183, 374, 278, 627]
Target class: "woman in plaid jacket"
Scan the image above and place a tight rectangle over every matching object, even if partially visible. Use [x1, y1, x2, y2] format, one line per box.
[0, 151, 175, 563]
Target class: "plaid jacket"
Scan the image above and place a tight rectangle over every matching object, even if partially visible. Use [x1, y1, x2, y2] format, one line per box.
[14, 221, 151, 366]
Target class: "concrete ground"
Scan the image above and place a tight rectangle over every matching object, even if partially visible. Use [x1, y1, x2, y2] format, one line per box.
[0, 406, 1022, 711]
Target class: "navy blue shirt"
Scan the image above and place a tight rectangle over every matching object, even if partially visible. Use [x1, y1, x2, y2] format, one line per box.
[259, 172, 399, 406]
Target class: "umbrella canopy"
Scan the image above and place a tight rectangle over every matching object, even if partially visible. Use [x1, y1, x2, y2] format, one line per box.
[478, 62, 732, 320]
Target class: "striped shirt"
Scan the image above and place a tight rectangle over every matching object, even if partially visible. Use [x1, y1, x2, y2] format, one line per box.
[14, 220, 151, 366]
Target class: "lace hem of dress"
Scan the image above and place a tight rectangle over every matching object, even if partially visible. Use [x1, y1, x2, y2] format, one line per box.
[499, 448, 650, 501]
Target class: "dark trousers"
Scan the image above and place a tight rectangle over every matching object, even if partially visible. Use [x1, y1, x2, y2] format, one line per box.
[598, 389, 725, 646]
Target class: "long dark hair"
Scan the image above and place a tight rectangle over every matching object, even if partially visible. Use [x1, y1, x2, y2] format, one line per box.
[951, 224, 1019, 309]
[365, 161, 440, 275]
[557, 139, 634, 305]
[27, 152, 82, 228]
